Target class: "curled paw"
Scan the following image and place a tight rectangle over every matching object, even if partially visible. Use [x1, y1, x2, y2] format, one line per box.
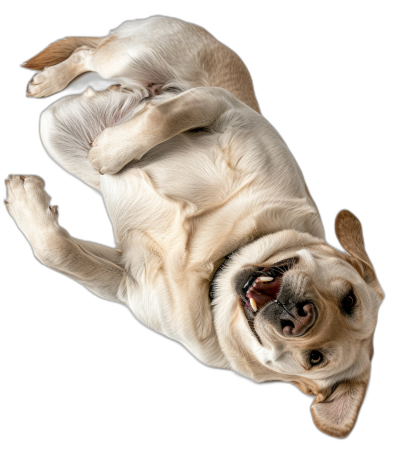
[86, 127, 129, 175]
[87, 123, 146, 175]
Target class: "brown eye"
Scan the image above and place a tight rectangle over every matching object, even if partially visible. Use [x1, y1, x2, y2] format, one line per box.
[341, 290, 356, 314]
[310, 350, 323, 366]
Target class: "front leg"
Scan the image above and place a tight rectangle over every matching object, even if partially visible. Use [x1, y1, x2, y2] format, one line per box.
[5, 175, 128, 303]
[87, 87, 240, 174]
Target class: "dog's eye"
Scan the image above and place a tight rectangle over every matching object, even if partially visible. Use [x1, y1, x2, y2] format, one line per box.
[343, 295, 354, 308]
[310, 350, 323, 366]
[341, 290, 356, 314]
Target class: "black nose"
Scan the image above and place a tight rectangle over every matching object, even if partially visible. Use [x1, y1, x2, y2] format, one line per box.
[280, 302, 316, 337]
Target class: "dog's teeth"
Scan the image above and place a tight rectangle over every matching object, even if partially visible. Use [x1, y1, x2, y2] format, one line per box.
[259, 276, 274, 282]
[250, 298, 258, 312]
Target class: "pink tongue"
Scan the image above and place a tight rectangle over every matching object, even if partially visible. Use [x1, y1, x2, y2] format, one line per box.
[246, 277, 282, 308]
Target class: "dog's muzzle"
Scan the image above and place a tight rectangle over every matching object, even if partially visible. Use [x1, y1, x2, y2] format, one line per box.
[236, 258, 317, 338]
[260, 277, 318, 337]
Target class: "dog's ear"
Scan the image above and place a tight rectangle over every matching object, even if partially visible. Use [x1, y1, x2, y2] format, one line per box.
[23, 37, 102, 70]
[335, 210, 383, 297]
[311, 376, 369, 438]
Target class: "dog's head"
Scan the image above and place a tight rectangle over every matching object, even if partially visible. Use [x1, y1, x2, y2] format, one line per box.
[212, 210, 383, 438]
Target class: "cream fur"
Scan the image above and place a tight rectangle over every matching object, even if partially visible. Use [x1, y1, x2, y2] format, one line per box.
[7, 15, 383, 438]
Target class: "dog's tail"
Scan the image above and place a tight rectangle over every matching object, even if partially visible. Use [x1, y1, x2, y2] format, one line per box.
[22, 36, 103, 70]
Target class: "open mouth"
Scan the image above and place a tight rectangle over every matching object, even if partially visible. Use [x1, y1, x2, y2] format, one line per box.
[241, 257, 298, 314]
[237, 257, 298, 344]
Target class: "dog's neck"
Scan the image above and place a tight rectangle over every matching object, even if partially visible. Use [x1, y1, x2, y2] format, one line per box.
[209, 253, 234, 301]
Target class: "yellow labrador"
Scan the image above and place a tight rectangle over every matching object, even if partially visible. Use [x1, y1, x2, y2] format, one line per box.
[6, 16, 383, 437]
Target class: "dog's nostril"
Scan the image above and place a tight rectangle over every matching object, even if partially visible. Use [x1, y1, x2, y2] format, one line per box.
[298, 302, 314, 317]
[280, 319, 295, 335]
[280, 302, 316, 337]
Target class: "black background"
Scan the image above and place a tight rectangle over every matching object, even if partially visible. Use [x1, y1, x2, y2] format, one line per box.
[1, 2, 398, 467]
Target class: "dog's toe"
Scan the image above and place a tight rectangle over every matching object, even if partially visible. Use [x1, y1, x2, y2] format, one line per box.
[26, 69, 66, 98]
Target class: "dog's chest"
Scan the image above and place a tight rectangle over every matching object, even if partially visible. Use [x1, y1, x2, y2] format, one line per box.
[101, 129, 321, 254]
[123, 250, 229, 368]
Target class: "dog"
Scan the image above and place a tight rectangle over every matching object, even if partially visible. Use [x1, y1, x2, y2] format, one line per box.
[5, 15, 383, 438]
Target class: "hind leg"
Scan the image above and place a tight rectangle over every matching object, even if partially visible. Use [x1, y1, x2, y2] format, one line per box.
[27, 47, 96, 98]
[24, 27, 164, 99]
[40, 85, 146, 189]
[24, 17, 207, 100]
[26, 36, 169, 99]
[40, 88, 102, 189]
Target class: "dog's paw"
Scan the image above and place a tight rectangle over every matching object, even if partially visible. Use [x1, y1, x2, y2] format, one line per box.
[27, 67, 69, 98]
[87, 125, 142, 175]
[5, 175, 58, 238]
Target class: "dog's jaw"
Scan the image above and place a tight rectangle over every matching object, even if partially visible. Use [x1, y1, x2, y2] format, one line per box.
[233, 257, 299, 343]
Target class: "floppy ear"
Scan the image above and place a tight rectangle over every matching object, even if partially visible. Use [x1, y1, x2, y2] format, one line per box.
[335, 210, 383, 297]
[311, 376, 369, 438]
